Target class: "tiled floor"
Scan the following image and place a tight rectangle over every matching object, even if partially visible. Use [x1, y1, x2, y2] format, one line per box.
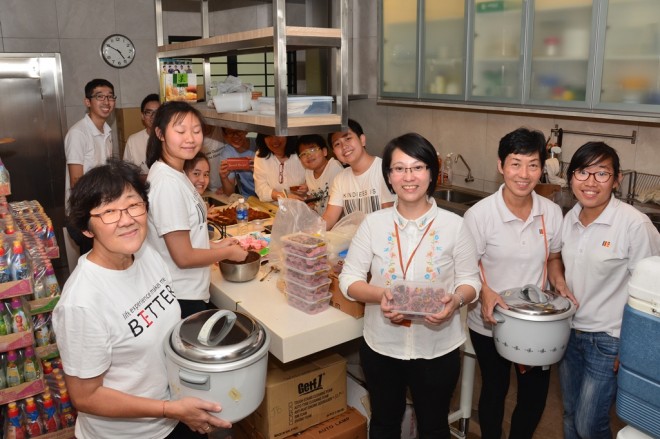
[452, 355, 626, 439]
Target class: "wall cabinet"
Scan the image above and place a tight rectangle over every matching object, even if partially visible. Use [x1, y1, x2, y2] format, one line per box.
[379, 0, 660, 118]
[155, 0, 348, 136]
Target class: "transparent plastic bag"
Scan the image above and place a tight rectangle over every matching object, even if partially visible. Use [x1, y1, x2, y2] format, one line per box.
[270, 199, 325, 264]
[326, 211, 365, 256]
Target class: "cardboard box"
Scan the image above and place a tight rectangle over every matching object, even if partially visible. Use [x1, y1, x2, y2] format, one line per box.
[253, 352, 347, 439]
[161, 73, 198, 102]
[329, 275, 364, 319]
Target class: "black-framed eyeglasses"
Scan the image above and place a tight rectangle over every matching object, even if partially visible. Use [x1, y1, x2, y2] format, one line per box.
[389, 165, 429, 175]
[88, 94, 117, 102]
[90, 202, 147, 224]
[143, 110, 156, 117]
[572, 169, 613, 183]
[278, 162, 284, 184]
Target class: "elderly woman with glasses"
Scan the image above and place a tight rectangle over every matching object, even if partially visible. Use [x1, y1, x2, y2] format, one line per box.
[559, 141, 660, 439]
[53, 159, 231, 439]
[253, 134, 306, 202]
[339, 133, 480, 439]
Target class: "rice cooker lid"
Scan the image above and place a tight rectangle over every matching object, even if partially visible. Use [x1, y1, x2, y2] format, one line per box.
[170, 309, 266, 364]
[498, 284, 572, 316]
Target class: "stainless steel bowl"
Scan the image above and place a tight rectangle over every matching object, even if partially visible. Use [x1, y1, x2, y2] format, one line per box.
[219, 251, 261, 282]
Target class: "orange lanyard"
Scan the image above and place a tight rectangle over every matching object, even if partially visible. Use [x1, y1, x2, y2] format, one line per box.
[394, 219, 435, 280]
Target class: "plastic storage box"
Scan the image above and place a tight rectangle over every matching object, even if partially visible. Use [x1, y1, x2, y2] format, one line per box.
[285, 276, 332, 301]
[617, 256, 660, 438]
[286, 292, 332, 314]
[256, 96, 333, 116]
[283, 249, 329, 273]
[281, 233, 327, 258]
[389, 281, 447, 318]
[284, 265, 330, 288]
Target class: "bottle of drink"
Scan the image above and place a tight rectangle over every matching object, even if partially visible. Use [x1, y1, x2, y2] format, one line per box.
[10, 297, 29, 333]
[11, 240, 29, 280]
[6, 401, 27, 439]
[34, 314, 52, 347]
[44, 220, 57, 249]
[0, 351, 7, 389]
[0, 245, 11, 283]
[24, 397, 45, 437]
[22, 346, 40, 382]
[6, 349, 23, 387]
[0, 304, 9, 336]
[41, 392, 61, 433]
[236, 197, 249, 235]
[59, 390, 77, 428]
[43, 265, 60, 297]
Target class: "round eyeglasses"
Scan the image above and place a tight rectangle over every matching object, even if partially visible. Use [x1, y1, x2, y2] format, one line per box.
[572, 170, 613, 183]
[90, 202, 147, 224]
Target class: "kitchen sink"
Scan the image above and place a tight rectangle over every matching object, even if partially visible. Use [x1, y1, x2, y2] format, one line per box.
[433, 189, 484, 206]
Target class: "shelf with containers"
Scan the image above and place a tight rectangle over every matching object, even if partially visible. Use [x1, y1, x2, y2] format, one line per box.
[155, 0, 348, 136]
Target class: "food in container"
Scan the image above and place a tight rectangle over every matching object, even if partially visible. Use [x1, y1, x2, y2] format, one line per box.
[256, 96, 333, 116]
[213, 92, 252, 113]
[283, 264, 330, 288]
[285, 292, 332, 314]
[283, 249, 329, 273]
[281, 233, 327, 257]
[284, 276, 331, 301]
[224, 157, 253, 171]
[389, 281, 446, 318]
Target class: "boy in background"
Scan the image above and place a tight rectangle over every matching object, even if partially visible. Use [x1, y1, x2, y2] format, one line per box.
[322, 119, 395, 230]
[297, 134, 344, 215]
[123, 93, 160, 181]
[217, 127, 257, 198]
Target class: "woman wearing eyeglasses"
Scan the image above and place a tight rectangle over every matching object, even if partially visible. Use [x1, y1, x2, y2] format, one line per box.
[53, 160, 230, 438]
[339, 133, 480, 439]
[146, 102, 247, 318]
[253, 134, 306, 202]
[559, 141, 660, 439]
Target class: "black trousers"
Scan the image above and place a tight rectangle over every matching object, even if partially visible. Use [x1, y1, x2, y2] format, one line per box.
[359, 339, 460, 439]
[470, 329, 550, 439]
[165, 421, 208, 439]
[178, 299, 211, 319]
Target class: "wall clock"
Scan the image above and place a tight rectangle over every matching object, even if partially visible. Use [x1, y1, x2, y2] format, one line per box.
[101, 34, 135, 68]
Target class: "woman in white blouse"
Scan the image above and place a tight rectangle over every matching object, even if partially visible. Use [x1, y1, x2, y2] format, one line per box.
[253, 134, 306, 202]
[339, 133, 481, 439]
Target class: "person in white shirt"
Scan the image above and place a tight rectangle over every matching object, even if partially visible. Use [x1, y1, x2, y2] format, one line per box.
[201, 125, 225, 193]
[65, 78, 116, 255]
[463, 127, 572, 439]
[339, 133, 480, 439]
[559, 141, 660, 439]
[296, 134, 344, 215]
[145, 102, 247, 318]
[54, 159, 229, 438]
[323, 119, 395, 230]
[253, 134, 306, 202]
[123, 93, 160, 180]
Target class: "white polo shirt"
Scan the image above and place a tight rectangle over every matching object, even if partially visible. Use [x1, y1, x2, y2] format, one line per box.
[561, 195, 660, 338]
[463, 184, 563, 337]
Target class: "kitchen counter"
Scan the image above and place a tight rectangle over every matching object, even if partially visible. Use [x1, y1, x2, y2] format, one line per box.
[209, 263, 364, 363]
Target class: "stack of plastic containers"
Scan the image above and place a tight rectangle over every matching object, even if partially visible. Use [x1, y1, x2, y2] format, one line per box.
[281, 233, 332, 314]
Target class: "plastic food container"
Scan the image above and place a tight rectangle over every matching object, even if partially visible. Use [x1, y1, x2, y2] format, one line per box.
[281, 233, 327, 258]
[283, 264, 331, 288]
[213, 92, 251, 113]
[256, 96, 333, 116]
[285, 292, 332, 314]
[284, 276, 332, 301]
[389, 281, 446, 317]
[283, 249, 329, 273]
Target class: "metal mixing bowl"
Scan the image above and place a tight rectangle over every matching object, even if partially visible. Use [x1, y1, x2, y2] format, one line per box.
[219, 251, 261, 282]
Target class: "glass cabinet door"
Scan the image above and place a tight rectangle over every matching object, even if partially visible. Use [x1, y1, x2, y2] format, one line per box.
[422, 1, 466, 98]
[528, 0, 594, 106]
[381, 0, 419, 96]
[597, 0, 660, 109]
[470, 0, 524, 102]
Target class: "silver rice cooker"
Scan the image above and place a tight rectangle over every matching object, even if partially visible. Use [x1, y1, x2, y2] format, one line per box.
[492, 284, 576, 367]
[164, 309, 270, 422]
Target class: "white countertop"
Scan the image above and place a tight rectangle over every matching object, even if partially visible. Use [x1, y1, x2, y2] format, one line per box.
[209, 263, 364, 363]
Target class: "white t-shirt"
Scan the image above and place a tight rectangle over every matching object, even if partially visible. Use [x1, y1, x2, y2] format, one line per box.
[561, 195, 660, 337]
[64, 114, 113, 209]
[253, 153, 306, 201]
[305, 158, 344, 215]
[147, 161, 211, 301]
[339, 199, 481, 360]
[123, 129, 150, 175]
[52, 244, 180, 439]
[202, 137, 225, 192]
[463, 185, 563, 337]
[327, 157, 395, 215]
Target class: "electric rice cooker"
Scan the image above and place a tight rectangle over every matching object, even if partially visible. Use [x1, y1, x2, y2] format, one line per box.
[492, 284, 575, 367]
[164, 309, 270, 422]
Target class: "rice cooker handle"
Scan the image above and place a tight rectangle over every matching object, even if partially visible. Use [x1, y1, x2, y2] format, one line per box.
[198, 310, 237, 346]
[493, 310, 505, 324]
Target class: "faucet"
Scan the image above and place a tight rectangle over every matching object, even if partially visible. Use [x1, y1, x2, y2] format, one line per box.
[454, 154, 474, 183]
